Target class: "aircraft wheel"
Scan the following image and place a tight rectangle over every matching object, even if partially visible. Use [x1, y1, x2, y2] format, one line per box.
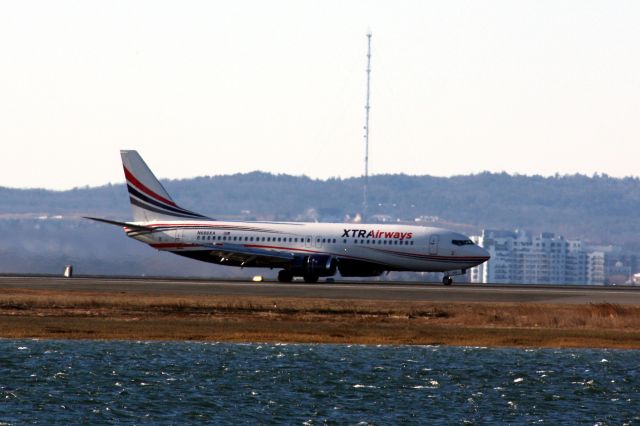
[277, 270, 294, 283]
[303, 274, 319, 284]
[442, 276, 453, 286]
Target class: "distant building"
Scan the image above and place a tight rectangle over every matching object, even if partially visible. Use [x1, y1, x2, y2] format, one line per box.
[608, 261, 632, 285]
[588, 251, 606, 285]
[369, 214, 396, 223]
[470, 229, 605, 285]
[414, 215, 439, 223]
[587, 245, 638, 284]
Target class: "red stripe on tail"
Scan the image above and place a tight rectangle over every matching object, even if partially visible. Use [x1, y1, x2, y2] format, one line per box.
[123, 166, 177, 207]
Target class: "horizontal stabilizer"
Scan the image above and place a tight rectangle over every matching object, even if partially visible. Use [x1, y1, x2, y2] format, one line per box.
[83, 217, 154, 232]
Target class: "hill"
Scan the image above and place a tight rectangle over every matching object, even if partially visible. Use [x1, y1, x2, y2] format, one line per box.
[1, 172, 639, 276]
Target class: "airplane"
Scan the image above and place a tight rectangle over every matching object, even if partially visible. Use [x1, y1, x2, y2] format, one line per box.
[86, 151, 490, 285]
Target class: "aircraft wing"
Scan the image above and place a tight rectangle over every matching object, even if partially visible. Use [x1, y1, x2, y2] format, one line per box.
[199, 242, 295, 267]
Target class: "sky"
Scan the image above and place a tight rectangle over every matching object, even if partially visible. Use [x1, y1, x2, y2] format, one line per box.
[1, 1, 639, 190]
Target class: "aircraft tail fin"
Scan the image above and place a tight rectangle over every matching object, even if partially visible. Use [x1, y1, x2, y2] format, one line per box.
[120, 150, 209, 222]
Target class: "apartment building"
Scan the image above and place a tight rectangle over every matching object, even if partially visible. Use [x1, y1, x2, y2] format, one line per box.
[470, 229, 605, 285]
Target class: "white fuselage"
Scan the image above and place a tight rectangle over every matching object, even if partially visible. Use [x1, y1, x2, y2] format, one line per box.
[127, 220, 490, 273]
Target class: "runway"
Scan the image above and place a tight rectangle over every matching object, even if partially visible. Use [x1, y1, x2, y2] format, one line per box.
[2, 275, 640, 304]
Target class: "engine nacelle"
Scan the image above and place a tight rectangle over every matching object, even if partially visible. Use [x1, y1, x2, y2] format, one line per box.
[337, 259, 384, 277]
[291, 255, 337, 277]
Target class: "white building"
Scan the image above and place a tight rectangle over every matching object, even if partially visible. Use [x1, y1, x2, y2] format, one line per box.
[587, 251, 605, 285]
[470, 230, 605, 285]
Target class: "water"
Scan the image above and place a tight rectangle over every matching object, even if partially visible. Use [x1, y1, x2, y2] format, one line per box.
[1, 341, 639, 424]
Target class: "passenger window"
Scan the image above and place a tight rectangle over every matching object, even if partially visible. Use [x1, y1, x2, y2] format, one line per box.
[333, 239, 336, 243]
[343, 239, 347, 244]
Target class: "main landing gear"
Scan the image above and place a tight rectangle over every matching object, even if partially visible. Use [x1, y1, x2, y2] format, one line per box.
[277, 270, 293, 283]
[303, 274, 319, 284]
[442, 276, 453, 286]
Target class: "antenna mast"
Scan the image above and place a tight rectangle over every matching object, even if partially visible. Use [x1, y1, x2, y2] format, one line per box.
[362, 31, 372, 221]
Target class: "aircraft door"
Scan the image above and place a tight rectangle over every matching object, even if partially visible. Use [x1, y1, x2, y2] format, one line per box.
[173, 229, 183, 242]
[428, 234, 439, 255]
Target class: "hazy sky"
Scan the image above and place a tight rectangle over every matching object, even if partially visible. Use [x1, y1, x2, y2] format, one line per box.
[1, 1, 639, 190]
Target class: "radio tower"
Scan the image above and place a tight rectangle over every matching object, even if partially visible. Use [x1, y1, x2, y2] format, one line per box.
[362, 31, 372, 222]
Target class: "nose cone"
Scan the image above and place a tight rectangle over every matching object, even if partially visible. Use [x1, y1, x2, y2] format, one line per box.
[471, 245, 490, 263]
[479, 246, 490, 262]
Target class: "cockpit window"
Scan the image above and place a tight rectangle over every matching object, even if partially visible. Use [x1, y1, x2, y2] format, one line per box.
[452, 239, 474, 246]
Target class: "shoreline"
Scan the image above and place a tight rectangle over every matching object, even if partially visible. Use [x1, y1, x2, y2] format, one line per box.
[2, 287, 640, 349]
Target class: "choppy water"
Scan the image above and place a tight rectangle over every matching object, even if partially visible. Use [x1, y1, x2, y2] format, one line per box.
[0, 340, 639, 424]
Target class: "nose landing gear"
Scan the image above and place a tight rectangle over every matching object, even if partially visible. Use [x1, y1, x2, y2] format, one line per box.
[442, 269, 466, 286]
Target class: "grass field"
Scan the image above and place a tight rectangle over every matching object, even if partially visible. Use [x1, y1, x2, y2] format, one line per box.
[1, 288, 640, 348]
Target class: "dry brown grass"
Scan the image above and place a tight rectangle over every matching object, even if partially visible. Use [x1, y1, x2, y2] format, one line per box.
[1, 288, 640, 348]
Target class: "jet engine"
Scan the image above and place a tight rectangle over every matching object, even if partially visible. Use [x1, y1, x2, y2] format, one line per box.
[337, 259, 384, 277]
[291, 255, 337, 277]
